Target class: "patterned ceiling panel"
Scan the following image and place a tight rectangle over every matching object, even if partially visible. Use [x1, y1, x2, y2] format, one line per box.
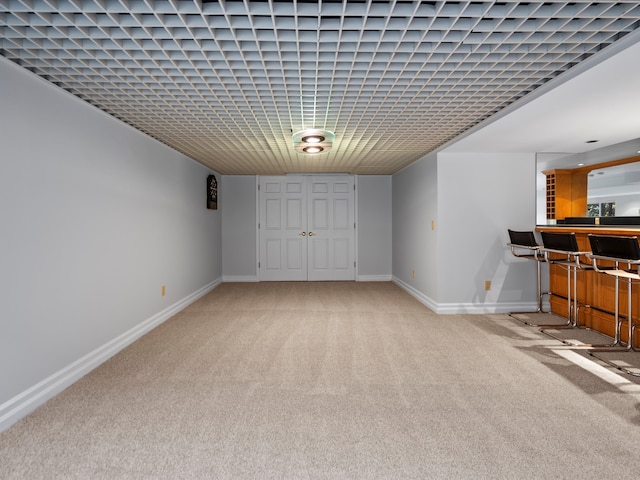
[1, 1, 639, 174]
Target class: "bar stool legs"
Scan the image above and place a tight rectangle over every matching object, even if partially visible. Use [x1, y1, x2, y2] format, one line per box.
[588, 270, 638, 376]
[508, 256, 552, 324]
[533, 257, 550, 314]
[532, 231, 593, 332]
[506, 230, 551, 325]
[584, 235, 640, 376]
[538, 260, 583, 340]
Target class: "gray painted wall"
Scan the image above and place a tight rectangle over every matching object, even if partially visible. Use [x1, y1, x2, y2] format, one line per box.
[392, 153, 438, 305]
[221, 176, 258, 280]
[392, 151, 538, 313]
[437, 152, 537, 311]
[357, 176, 392, 280]
[0, 58, 222, 429]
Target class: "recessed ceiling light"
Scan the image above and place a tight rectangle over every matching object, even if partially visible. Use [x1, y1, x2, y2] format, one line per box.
[578, 163, 585, 166]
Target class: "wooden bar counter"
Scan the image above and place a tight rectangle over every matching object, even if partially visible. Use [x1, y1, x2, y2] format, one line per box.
[536, 226, 640, 347]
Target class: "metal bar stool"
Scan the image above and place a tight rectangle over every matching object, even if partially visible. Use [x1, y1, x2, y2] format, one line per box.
[507, 229, 550, 323]
[586, 234, 640, 376]
[536, 232, 593, 335]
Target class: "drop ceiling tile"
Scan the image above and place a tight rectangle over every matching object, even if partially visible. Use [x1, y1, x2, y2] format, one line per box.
[2, 0, 639, 174]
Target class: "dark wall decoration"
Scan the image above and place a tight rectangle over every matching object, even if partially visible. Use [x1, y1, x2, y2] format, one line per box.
[207, 174, 217, 210]
[587, 202, 616, 217]
[601, 202, 615, 217]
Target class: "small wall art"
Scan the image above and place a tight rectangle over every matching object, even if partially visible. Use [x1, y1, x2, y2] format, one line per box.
[601, 202, 615, 217]
[207, 174, 218, 210]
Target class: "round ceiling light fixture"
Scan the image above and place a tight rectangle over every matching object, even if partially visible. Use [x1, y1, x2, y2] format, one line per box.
[292, 128, 335, 155]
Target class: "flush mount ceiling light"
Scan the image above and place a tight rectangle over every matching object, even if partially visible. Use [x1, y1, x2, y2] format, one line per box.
[293, 129, 335, 155]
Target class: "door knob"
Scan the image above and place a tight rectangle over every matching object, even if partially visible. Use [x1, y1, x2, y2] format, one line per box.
[299, 231, 306, 236]
[308, 231, 316, 237]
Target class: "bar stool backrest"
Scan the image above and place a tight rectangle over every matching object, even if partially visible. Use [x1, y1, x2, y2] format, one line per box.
[508, 229, 538, 247]
[540, 231, 579, 253]
[588, 234, 640, 260]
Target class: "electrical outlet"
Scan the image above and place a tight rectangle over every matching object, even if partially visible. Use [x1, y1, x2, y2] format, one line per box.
[412, 269, 416, 279]
[484, 280, 491, 291]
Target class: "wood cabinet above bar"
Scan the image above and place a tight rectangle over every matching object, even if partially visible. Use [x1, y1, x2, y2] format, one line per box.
[542, 170, 588, 220]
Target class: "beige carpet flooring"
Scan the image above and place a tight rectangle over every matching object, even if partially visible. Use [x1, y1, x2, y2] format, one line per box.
[2, 282, 640, 479]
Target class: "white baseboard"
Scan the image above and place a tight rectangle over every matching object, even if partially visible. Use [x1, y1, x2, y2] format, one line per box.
[434, 301, 543, 314]
[223, 274, 393, 283]
[357, 274, 392, 282]
[0, 277, 222, 433]
[391, 276, 541, 314]
[222, 275, 259, 282]
[223, 275, 391, 282]
[392, 276, 438, 312]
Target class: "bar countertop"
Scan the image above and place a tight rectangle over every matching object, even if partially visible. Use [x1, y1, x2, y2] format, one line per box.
[536, 225, 640, 235]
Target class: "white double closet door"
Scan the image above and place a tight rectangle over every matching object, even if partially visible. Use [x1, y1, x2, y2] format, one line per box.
[259, 175, 355, 281]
